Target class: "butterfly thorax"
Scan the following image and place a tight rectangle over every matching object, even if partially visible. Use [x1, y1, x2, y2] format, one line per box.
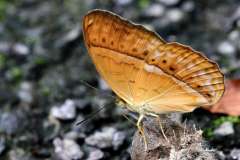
[116, 97, 151, 115]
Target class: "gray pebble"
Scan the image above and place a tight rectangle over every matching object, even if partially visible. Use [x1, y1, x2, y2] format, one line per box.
[50, 99, 76, 120]
[213, 121, 234, 136]
[143, 4, 165, 17]
[87, 148, 104, 160]
[85, 127, 116, 149]
[181, 1, 195, 12]
[217, 41, 236, 56]
[12, 43, 29, 56]
[112, 131, 126, 150]
[8, 148, 30, 160]
[115, 0, 132, 6]
[53, 138, 84, 160]
[0, 112, 23, 135]
[230, 149, 240, 160]
[17, 81, 34, 105]
[216, 151, 226, 160]
[165, 8, 185, 23]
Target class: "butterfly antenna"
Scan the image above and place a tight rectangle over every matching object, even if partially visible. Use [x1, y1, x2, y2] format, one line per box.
[80, 79, 115, 99]
[76, 104, 108, 126]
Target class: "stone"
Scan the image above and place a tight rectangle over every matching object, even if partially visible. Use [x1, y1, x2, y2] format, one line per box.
[230, 149, 240, 160]
[12, 43, 29, 56]
[181, 1, 195, 12]
[112, 131, 126, 150]
[53, 138, 84, 160]
[213, 121, 234, 136]
[217, 41, 236, 56]
[17, 81, 34, 104]
[216, 151, 226, 160]
[143, 4, 165, 17]
[50, 99, 76, 120]
[165, 9, 185, 23]
[85, 127, 116, 148]
[8, 148, 30, 160]
[64, 130, 85, 140]
[0, 112, 23, 135]
[87, 148, 104, 160]
[115, 0, 132, 6]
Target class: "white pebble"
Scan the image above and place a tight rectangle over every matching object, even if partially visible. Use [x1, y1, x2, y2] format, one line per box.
[50, 99, 76, 120]
[217, 41, 236, 56]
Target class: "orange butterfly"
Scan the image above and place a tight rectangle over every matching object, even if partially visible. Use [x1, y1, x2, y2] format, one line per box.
[82, 9, 225, 146]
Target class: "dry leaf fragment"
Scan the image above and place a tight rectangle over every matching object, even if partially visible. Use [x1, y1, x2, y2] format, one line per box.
[207, 80, 240, 115]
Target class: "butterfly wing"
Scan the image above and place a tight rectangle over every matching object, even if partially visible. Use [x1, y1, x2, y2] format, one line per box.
[83, 10, 225, 114]
[145, 43, 224, 109]
[83, 10, 166, 106]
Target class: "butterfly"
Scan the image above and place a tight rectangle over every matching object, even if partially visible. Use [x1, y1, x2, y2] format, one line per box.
[82, 9, 225, 145]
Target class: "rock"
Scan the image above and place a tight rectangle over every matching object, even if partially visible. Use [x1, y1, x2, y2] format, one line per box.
[64, 130, 85, 140]
[181, 1, 195, 12]
[53, 138, 84, 160]
[228, 30, 240, 50]
[229, 30, 240, 42]
[12, 43, 30, 56]
[131, 117, 216, 160]
[165, 9, 185, 23]
[50, 99, 76, 120]
[17, 81, 34, 104]
[115, 0, 132, 6]
[213, 121, 234, 136]
[8, 148, 31, 160]
[87, 148, 104, 160]
[143, 4, 165, 17]
[0, 136, 6, 155]
[230, 149, 240, 160]
[158, 0, 180, 6]
[217, 41, 236, 56]
[0, 111, 25, 135]
[112, 131, 126, 150]
[216, 151, 226, 160]
[85, 127, 116, 148]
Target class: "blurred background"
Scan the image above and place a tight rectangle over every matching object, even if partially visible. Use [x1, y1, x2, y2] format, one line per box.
[0, 0, 240, 159]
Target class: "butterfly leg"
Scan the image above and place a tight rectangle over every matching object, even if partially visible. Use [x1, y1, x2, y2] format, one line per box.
[148, 113, 169, 143]
[137, 114, 148, 150]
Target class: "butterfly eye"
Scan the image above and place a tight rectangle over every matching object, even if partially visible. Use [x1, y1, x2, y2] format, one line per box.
[162, 60, 167, 64]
